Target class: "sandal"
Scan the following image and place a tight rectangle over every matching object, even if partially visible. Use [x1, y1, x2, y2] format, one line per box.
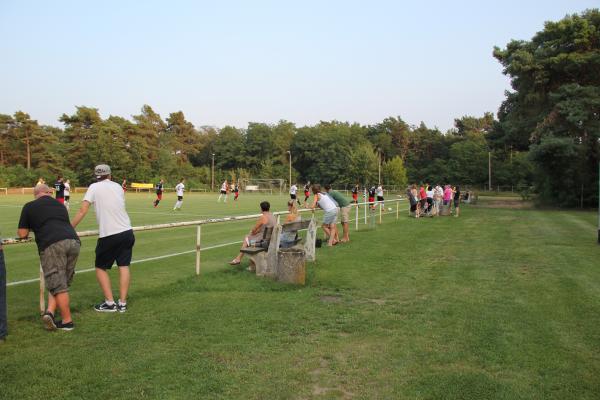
[228, 259, 241, 265]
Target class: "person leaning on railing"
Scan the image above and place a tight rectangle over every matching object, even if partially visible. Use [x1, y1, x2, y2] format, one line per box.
[311, 184, 339, 247]
[324, 184, 351, 243]
[17, 184, 81, 331]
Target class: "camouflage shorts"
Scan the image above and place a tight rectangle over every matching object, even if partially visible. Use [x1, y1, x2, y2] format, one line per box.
[39, 239, 81, 295]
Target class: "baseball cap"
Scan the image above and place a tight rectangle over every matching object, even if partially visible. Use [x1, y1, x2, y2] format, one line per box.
[94, 164, 111, 178]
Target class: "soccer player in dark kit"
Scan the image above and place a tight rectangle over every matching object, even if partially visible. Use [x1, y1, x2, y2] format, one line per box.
[153, 179, 164, 208]
[368, 185, 376, 210]
[351, 184, 359, 204]
[54, 176, 66, 205]
[303, 182, 311, 205]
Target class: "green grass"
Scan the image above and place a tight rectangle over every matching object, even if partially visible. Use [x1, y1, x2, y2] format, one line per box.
[1, 193, 599, 399]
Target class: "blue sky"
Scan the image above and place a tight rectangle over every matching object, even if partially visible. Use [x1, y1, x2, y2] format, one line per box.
[0, 0, 597, 131]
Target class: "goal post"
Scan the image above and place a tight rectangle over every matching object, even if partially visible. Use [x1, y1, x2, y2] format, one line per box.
[240, 178, 285, 195]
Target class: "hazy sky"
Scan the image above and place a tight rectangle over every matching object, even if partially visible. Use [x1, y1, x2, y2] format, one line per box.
[0, 0, 597, 131]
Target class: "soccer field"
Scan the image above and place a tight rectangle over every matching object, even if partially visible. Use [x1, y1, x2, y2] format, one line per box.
[1, 193, 599, 399]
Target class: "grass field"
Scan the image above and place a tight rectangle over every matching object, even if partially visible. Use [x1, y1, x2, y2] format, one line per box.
[1, 192, 599, 399]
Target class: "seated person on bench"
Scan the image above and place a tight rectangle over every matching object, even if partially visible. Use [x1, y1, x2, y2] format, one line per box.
[280, 200, 301, 248]
[229, 201, 275, 265]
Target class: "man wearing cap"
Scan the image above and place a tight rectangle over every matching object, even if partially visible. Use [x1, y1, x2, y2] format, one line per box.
[17, 184, 81, 331]
[71, 164, 135, 313]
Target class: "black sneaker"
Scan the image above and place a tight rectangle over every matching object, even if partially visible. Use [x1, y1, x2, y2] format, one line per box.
[117, 303, 127, 313]
[56, 320, 74, 331]
[42, 312, 57, 331]
[94, 301, 117, 312]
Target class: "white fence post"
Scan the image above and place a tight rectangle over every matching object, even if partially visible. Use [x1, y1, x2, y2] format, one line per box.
[355, 204, 359, 231]
[195, 225, 201, 276]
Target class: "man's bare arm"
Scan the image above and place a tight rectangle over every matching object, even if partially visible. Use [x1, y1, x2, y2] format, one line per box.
[250, 215, 267, 235]
[71, 200, 90, 228]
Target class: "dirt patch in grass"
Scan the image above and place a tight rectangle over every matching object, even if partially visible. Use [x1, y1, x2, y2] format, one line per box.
[320, 295, 343, 303]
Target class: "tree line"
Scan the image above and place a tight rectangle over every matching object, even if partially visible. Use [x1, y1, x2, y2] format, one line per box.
[0, 107, 523, 190]
[0, 9, 598, 207]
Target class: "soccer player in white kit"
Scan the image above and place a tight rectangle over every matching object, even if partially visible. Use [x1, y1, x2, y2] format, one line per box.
[217, 180, 228, 203]
[289, 183, 300, 205]
[63, 179, 71, 210]
[173, 178, 185, 210]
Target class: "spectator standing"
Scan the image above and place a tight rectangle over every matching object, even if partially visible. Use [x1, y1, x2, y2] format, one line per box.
[419, 185, 427, 211]
[407, 185, 418, 216]
[234, 183, 239, 201]
[121, 178, 127, 192]
[443, 185, 453, 205]
[453, 186, 461, 217]
[433, 184, 443, 213]
[325, 184, 351, 243]
[311, 184, 339, 246]
[18, 184, 81, 330]
[71, 165, 134, 313]
[426, 185, 434, 213]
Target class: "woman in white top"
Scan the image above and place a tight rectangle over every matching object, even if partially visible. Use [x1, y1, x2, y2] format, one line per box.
[426, 185, 434, 214]
[311, 184, 339, 246]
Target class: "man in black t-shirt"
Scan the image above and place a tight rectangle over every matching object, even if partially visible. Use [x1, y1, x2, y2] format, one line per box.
[153, 179, 164, 208]
[18, 184, 81, 331]
[54, 176, 66, 205]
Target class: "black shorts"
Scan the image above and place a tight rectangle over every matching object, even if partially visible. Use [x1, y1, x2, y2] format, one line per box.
[377, 196, 384, 202]
[95, 230, 135, 269]
[177, 196, 183, 201]
[454, 199, 460, 207]
[220, 190, 226, 195]
[65, 196, 70, 201]
[290, 194, 297, 199]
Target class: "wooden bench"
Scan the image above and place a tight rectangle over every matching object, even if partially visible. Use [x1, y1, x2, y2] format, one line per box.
[241, 219, 314, 277]
[240, 226, 273, 254]
[279, 219, 311, 248]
